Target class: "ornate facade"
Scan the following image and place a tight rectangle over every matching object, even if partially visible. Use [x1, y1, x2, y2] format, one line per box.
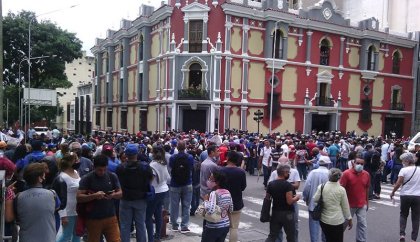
[91, 0, 417, 137]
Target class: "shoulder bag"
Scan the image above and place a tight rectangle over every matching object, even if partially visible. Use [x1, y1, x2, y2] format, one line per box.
[195, 190, 222, 223]
[403, 166, 418, 186]
[260, 194, 272, 223]
[311, 183, 325, 221]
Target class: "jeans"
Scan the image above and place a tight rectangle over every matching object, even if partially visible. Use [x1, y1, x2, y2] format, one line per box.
[57, 216, 81, 242]
[297, 163, 307, 180]
[329, 156, 337, 169]
[277, 203, 298, 242]
[263, 165, 271, 187]
[400, 195, 420, 241]
[266, 210, 295, 242]
[119, 199, 147, 242]
[201, 226, 229, 242]
[391, 164, 403, 184]
[320, 221, 344, 242]
[247, 157, 257, 175]
[146, 191, 167, 241]
[190, 186, 200, 215]
[338, 158, 348, 172]
[382, 165, 391, 182]
[170, 185, 193, 230]
[373, 172, 382, 195]
[350, 206, 368, 242]
[308, 211, 326, 242]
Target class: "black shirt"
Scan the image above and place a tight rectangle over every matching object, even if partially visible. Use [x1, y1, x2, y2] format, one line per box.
[78, 171, 120, 219]
[222, 166, 247, 211]
[116, 161, 153, 201]
[267, 179, 294, 212]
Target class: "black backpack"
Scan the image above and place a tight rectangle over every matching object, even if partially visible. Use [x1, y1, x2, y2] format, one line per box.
[171, 154, 191, 186]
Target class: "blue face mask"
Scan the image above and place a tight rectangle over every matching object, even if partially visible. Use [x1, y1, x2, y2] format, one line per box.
[355, 164, 364, 172]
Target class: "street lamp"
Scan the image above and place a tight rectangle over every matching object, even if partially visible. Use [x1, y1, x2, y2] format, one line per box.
[269, 20, 281, 134]
[28, 4, 78, 128]
[18, 55, 55, 129]
[253, 109, 263, 135]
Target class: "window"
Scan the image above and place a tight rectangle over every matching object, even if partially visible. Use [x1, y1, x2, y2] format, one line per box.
[320, 39, 330, 66]
[94, 84, 98, 104]
[392, 51, 401, 74]
[95, 110, 101, 126]
[120, 45, 124, 68]
[139, 35, 144, 61]
[286, 0, 298, 9]
[367, 46, 376, 71]
[267, 92, 280, 118]
[119, 78, 124, 102]
[272, 30, 284, 59]
[189, 20, 203, 53]
[67, 104, 71, 122]
[391, 88, 404, 110]
[107, 110, 113, 127]
[121, 110, 127, 129]
[188, 63, 202, 89]
[360, 99, 372, 122]
[106, 82, 110, 103]
[138, 73, 143, 100]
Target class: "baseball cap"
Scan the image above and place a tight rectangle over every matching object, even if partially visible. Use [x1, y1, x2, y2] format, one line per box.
[124, 144, 139, 156]
[318, 156, 332, 165]
[102, 143, 114, 151]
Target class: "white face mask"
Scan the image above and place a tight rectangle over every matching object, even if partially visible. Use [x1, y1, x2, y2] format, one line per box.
[355, 164, 364, 172]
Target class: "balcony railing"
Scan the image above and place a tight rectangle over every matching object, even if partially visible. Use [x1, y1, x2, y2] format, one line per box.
[390, 102, 405, 111]
[178, 88, 210, 100]
[315, 97, 334, 107]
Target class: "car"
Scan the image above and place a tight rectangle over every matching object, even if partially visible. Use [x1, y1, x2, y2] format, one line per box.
[408, 132, 420, 151]
[34, 126, 49, 136]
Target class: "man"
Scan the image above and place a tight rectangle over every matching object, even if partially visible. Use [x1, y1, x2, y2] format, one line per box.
[15, 163, 61, 242]
[69, 142, 94, 177]
[77, 154, 122, 242]
[116, 144, 153, 242]
[381, 139, 392, 183]
[259, 139, 272, 188]
[338, 139, 351, 171]
[52, 127, 61, 144]
[169, 140, 195, 233]
[16, 140, 45, 171]
[246, 138, 258, 175]
[222, 151, 247, 242]
[302, 156, 330, 242]
[327, 140, 339, 168]
[340, 157, 370, 242]
[265, 164, 300, 242]
[363, 144, 381, 200]
[101, 143, 120, 173]
[269, 143, 282, 173]
[200, 145, 220, 198]
[268, 152, 301, 242]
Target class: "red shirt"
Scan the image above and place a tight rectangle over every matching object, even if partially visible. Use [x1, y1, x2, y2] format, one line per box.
[340, 169, 370, 208]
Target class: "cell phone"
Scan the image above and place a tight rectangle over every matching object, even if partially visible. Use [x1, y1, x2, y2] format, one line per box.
[105, 190, 114, 195]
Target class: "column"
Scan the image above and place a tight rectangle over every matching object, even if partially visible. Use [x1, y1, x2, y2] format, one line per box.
[224, 105, 231, 130]
[123, 38, 129, 103]
[225, 15, 232, 54]
[183, 17, 189, 52]
[242, 59, 250, 102]
[214, 33, 222, 101]
[107, 46, 115, 104]
[241, 106, 248, 131]
[224, 57, 232, 101]
[202, 16, 209, 53]
[306, 31, 313, 64]
[242, 18, 249, 56]
[339, 36, 345, 68]
[156, 59, 161, 100]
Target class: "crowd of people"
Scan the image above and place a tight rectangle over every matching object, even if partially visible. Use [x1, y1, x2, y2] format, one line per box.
[0, 128, 418, 242]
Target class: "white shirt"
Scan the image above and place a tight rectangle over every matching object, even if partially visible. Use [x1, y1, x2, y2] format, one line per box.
[399, 166, 420, 196]
[281, 144, 289, 157]
[260, 146, 272, 166]
[58, 172, 80, 218]
[268, 168, 301, 184]
[381, 143, 390, 161]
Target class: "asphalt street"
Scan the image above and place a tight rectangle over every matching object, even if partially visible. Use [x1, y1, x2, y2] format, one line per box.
[165, 172, 413, 242]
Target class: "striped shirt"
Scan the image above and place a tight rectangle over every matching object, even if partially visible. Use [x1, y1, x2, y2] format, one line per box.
[204, 189, 233, 228]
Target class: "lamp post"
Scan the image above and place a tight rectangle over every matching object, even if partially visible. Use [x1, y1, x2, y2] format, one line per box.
[269, 20, 281, 134]
[253, 109, 263, 135]
[27, 4, 78, 128]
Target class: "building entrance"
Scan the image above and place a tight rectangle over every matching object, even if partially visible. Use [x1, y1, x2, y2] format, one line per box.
[311, 114, 331, 133]
[182, 109, 207, 132]
[384, 117, 404, 138]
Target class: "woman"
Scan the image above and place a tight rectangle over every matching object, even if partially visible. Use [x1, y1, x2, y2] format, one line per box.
[57, 153, 81, 242]
[390, 153, 420, 242]
[313, 168, 352, 242]
[391, 144, 404, 184]
[146, 145, 170, 242]
[201, 170, 233, 242]
[294, 145, 308, 181]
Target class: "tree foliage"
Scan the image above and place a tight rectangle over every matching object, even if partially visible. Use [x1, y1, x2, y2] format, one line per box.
[3, 10, 82, 126]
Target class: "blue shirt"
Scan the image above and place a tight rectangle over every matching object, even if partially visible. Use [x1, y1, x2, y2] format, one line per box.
[17, 151, 46, 170]
[328, 145, 339, 157]
[107, 158, 121, 173]
[302, 166, 329, 211]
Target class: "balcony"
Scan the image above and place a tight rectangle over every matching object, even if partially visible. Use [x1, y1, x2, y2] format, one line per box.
[390, 102, 405, 111]
[178, 88, 210, 100]
[315, 97, 334, 107]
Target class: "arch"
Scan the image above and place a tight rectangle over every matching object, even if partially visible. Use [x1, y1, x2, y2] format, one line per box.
[181, 56, 209, 89]
[392, 50, 402, 74]
[188, 63, 203, 89]
[320, 39, 331, 66]
[272, 29, 285, 59]
[391, 49, 403, 60]
[318, 36, 333, 49]
[367, 45, 377, 71]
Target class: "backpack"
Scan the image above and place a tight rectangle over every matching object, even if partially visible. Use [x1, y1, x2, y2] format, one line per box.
[171, 154, 191, 186]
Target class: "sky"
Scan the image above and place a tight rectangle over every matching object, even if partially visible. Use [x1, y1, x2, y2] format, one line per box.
[3, 0, 163, 56]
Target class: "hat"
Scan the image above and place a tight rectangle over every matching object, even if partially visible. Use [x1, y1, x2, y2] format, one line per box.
[0, 141, 6, 149]
[124, 144, 139, 156]
[102, 143, 113, 151]
[47, 143, 57, 150]
[318, 156, 332, 165]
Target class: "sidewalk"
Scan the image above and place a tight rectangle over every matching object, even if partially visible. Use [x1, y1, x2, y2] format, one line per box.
[158, 228, 268, 242]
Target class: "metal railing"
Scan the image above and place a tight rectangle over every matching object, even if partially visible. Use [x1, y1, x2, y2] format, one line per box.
[390, 102, 405, 111]
[178, 89, 210, 100]
[315, 97, 334, 107]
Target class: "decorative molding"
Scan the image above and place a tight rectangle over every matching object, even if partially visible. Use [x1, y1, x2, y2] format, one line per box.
[265, 59, 287, 71]
[316, 70, 334, 84]
[361, 70, 379, 80]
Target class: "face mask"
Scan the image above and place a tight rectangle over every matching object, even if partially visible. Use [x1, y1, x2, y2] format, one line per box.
[355, 164, 364, 172]
[72, 162, 81, 170]
[206, 180, 216, 190]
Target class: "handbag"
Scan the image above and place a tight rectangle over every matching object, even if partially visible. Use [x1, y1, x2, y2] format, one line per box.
[195, 191, 222, 223]
[311, 183, 325, 221]
[259, 195, 272, 223]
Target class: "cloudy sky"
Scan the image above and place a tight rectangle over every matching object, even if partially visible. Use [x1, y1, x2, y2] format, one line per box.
[3, 0, 163, 55]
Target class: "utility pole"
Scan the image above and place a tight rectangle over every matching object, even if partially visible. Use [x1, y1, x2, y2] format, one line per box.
[0, 0, 4, 128]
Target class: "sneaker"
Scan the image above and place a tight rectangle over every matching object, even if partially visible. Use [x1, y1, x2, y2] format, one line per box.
[171, 227, 179, 232]
[180, 228, 191, 234]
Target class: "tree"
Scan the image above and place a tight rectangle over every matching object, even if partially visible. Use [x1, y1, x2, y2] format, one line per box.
[3, 10, 82, 127]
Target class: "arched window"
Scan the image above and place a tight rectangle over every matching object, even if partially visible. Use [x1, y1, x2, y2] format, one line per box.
[392, 51, 401, 74]
[272, 29, 284, 59]
[139, 35, 144, 61]
[189, 63, 202, 89]
[367, 45, 376, 71]
[320, 39, 330, 66]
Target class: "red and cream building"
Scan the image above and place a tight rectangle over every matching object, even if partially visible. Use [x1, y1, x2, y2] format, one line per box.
[91, 0, 417, 137]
